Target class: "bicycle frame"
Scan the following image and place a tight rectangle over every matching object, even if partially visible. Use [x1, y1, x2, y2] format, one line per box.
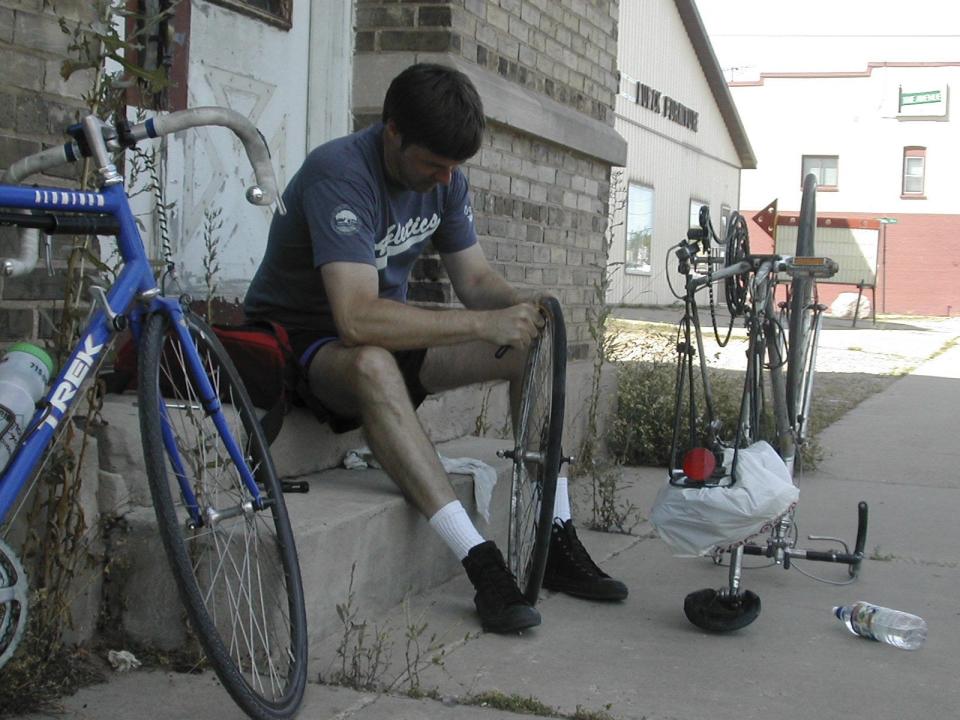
[669, 252, 794, 484]
[0, 161, 261, 532]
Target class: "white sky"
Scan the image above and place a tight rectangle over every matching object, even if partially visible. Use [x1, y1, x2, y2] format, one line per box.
[694, 0, 960, 80]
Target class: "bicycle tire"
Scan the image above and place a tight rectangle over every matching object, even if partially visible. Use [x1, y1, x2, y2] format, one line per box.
[738, 342, 764, 448]
[787, 173, 818, 442]
[138, 310, 307, 720]
[507, 296, 565, 605]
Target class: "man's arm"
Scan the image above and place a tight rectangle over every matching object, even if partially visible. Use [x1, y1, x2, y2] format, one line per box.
[441, 243, 543, 310]
[322, 260, 542, 351]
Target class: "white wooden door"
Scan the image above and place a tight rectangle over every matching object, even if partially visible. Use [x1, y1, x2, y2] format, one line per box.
[157, 0, 351, 301]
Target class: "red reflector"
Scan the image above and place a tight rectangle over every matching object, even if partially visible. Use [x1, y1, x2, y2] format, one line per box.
[682, 448, 716, 482]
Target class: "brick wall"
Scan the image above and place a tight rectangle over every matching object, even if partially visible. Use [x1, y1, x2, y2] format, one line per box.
[0, 0, 97, 345]
[464, 123, 610, 358]
[355, 0, 621, 359]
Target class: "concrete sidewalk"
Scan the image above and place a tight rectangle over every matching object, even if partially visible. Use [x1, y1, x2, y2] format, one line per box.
[20, 336, 960, 720]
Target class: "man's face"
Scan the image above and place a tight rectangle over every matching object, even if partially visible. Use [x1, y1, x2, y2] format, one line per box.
[383, 121, 461, 193]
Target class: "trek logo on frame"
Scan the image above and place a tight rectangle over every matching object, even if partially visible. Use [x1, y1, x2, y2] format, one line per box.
[42, 336, 105, 430]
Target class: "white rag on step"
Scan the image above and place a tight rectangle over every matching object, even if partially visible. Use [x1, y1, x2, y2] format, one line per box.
[342, 446, 498, 523]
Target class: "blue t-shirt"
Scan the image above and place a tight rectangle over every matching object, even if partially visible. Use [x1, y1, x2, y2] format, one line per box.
[244, 122, 477, 334]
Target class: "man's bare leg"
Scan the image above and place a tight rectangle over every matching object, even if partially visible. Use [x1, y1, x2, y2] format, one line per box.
[307, 339, 526, 516]
[306, 340, 542, 633]
[307, 342, 457, 517]
[419, 340, 527, 426]
[424, 341, 629, 603]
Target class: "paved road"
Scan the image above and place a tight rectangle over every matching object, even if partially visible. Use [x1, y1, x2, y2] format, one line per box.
[19, 321, 960, 720]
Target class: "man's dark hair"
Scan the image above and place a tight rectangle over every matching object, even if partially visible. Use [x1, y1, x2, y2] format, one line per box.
[382, 63, 485, 161]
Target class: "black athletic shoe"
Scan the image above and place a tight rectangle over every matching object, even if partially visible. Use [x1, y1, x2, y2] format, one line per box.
[462, 541, 541, 634]
[542, 519, 629, 601]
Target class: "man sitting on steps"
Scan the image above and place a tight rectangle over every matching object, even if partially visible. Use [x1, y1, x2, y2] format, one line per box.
[244, 62, 627, 634]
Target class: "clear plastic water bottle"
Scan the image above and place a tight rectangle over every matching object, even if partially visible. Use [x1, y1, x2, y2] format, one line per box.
[0, 343, 54, 472]
[834, 601, 927, 650]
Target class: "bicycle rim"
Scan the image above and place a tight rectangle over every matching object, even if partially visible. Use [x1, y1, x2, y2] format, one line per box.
[508, 297, 565, 605]
[787, 173, 818, 435]
[138, 311, 307, 720]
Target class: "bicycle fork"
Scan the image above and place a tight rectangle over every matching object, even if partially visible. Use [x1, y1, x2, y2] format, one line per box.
[150, 302, 266, 530]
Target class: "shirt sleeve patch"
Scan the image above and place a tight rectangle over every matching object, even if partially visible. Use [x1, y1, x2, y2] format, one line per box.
[331, 205, 361, 235]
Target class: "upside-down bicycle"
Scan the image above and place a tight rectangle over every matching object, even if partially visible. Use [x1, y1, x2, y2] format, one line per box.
[661, 174, 869, 631]
[0, 108, 306, 719]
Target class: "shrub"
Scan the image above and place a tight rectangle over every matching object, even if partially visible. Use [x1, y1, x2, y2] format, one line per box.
[607, 337, 776, 468]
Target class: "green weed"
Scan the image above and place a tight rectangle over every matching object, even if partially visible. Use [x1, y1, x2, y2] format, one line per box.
[869, 545, 895, 562]
[464, 690, 557, 716]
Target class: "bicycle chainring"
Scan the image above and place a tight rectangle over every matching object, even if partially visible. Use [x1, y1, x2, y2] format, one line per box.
[724, 213, 750, 316]
[0, 538, 29, 670]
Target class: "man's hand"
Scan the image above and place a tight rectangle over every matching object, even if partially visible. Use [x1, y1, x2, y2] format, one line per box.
[482, 302, 544, 350]
[510, 290, 557, 309]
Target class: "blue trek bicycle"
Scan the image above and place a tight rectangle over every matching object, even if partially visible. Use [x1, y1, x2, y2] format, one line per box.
[0, 109, 306, 719]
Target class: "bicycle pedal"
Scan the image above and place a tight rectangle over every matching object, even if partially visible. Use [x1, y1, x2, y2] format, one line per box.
[280, 480, 309, 493]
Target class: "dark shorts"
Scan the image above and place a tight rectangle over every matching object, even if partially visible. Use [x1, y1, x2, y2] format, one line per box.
[285, 326, 429, 434]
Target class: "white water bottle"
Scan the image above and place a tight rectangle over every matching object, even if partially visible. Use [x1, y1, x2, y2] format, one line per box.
[0, 343, 54, 472]
[834, 601, 927, 650]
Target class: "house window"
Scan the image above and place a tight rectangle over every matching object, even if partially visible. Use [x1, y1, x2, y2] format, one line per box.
[625, 184, 654, 274]
[720, 204, 732, 233]
[902, 147, 926, 197]
[204, 0, 292, 29]
[619, 72, 638, 102]
[801, 155, 839, 190]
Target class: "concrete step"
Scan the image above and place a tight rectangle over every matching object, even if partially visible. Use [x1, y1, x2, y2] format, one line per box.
[98, 380, 513, 483]
[115, 435, 514, 658]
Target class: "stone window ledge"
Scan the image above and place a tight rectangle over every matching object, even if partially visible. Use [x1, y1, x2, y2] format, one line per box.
[353, 52, 627, 167]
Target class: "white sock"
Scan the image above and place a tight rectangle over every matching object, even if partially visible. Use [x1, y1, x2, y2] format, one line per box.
[429, 500, 486, 560]
[553, 476, 571, 522]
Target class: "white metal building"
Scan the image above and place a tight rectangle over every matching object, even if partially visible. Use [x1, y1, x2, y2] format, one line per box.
[608, 0, 755, 307]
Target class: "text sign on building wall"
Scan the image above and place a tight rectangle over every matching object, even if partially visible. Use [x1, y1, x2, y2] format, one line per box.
[897, 84, 949, 118]
[637, 82, 699, 132]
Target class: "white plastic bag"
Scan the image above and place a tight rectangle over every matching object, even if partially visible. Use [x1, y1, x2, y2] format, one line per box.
[650, 441, 800, 556]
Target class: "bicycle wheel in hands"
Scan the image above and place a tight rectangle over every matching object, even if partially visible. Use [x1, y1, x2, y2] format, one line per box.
[787, 173, 818, 444]
[138, 311, 307, 720]
[507, 296, 565, 605]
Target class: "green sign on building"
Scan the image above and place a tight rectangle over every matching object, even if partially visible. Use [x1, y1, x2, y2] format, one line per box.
[900, 89, 942, 107]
